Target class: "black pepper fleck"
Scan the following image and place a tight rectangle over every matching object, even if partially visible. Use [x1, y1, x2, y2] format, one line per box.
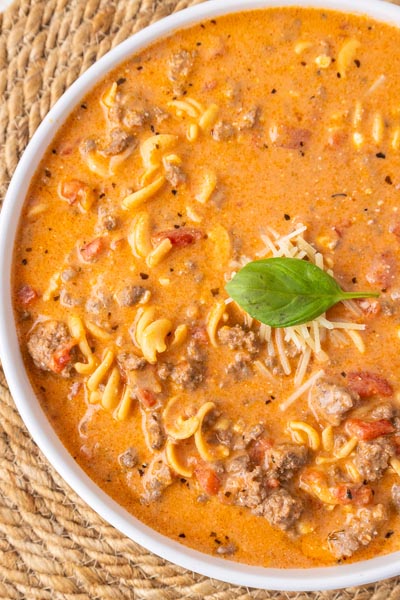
[81, 103, 87, 109]
[116, 77, 126, 85]
[385, 175, 393, 184]
[376, 152, 386, 159]
[171, 189, 178, 196]
[284, 214, 291, 221]
[140, 273, 149, 280]
[385, 531, 395, 539]
[178, 533, 186, 538]
[22, 259, 27, 265]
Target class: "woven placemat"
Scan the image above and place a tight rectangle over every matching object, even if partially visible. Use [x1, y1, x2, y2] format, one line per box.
[2, 0, 400, 598]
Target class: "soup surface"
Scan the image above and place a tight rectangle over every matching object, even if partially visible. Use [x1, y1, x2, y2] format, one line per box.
[12, 7, 400, 568]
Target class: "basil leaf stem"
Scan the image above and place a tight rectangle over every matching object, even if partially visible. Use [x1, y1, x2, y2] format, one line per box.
[225, 257, 379, 328]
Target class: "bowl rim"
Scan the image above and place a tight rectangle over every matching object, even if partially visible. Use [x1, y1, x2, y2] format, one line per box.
[2, 0, 400, 591]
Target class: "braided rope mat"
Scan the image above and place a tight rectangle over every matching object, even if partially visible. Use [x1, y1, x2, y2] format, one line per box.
[2, 0, 400, 597]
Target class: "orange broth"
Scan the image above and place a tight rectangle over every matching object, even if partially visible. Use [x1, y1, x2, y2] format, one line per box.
[12, 8, 400, 567]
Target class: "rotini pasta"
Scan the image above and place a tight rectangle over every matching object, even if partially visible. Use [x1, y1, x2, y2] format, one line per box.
[68, 315, 98, 375]
[140, 134, 178, 170]
[168, 99, 200, 118]
[198, 104, 219, 131]
[337, 39, 360, 78]
[101, 366, 120, 410]
[207, 223, 231, 267]
[288, 421, 320, 451]
[85, 320, 113, 341]
[195, 170, 217, 204]
[84, 150, 111, 178]
[170, 324, 188, 348]
[101, 82, 118, 109]
[87, 349, 115, 392]
[122, 175, 166, 210]
[194, 402, 230, 461]
[146, 238, 173, 268]
[166, 440, 193, 477]
[134, 307, 172, 364]
[321, 425, 334, 452]
[334, 436, 358, 459]
[127, 211, 153, 258]
[163, 396, 200, 440]
[115, 386, 134, 421]
[206, 300, 226, 347]
[43, 272, 61, 302]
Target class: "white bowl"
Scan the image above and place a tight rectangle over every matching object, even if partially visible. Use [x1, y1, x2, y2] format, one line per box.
[1, 0, 400, 590]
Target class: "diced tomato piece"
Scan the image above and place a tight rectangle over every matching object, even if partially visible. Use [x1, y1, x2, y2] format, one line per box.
[191, 326, 209, 345]
[248, 437, 273, 465]
[194, 462, 221, 495]
[352, 486, 374, 506]
[51, 343, 75, 373]
[79, 237, 104, 262]
[59, 180, 89, 205]
[333, 484, 355, 505]
[152, 228, 204, 248]
[345, 418, 394, 441]
[347, 371, 393, 398]
[17, 284, 37, 306]
[137, 388, 157, 408]
[333, 484, 373, 506]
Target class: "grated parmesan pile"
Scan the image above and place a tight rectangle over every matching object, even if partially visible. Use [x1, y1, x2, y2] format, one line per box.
[227, 224, 367, 411]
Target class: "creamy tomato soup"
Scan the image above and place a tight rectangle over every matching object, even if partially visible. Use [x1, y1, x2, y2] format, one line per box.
[12, 7, 400, 568]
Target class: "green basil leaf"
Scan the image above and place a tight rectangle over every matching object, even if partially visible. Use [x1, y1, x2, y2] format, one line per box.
[225, 257, 379, 328]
